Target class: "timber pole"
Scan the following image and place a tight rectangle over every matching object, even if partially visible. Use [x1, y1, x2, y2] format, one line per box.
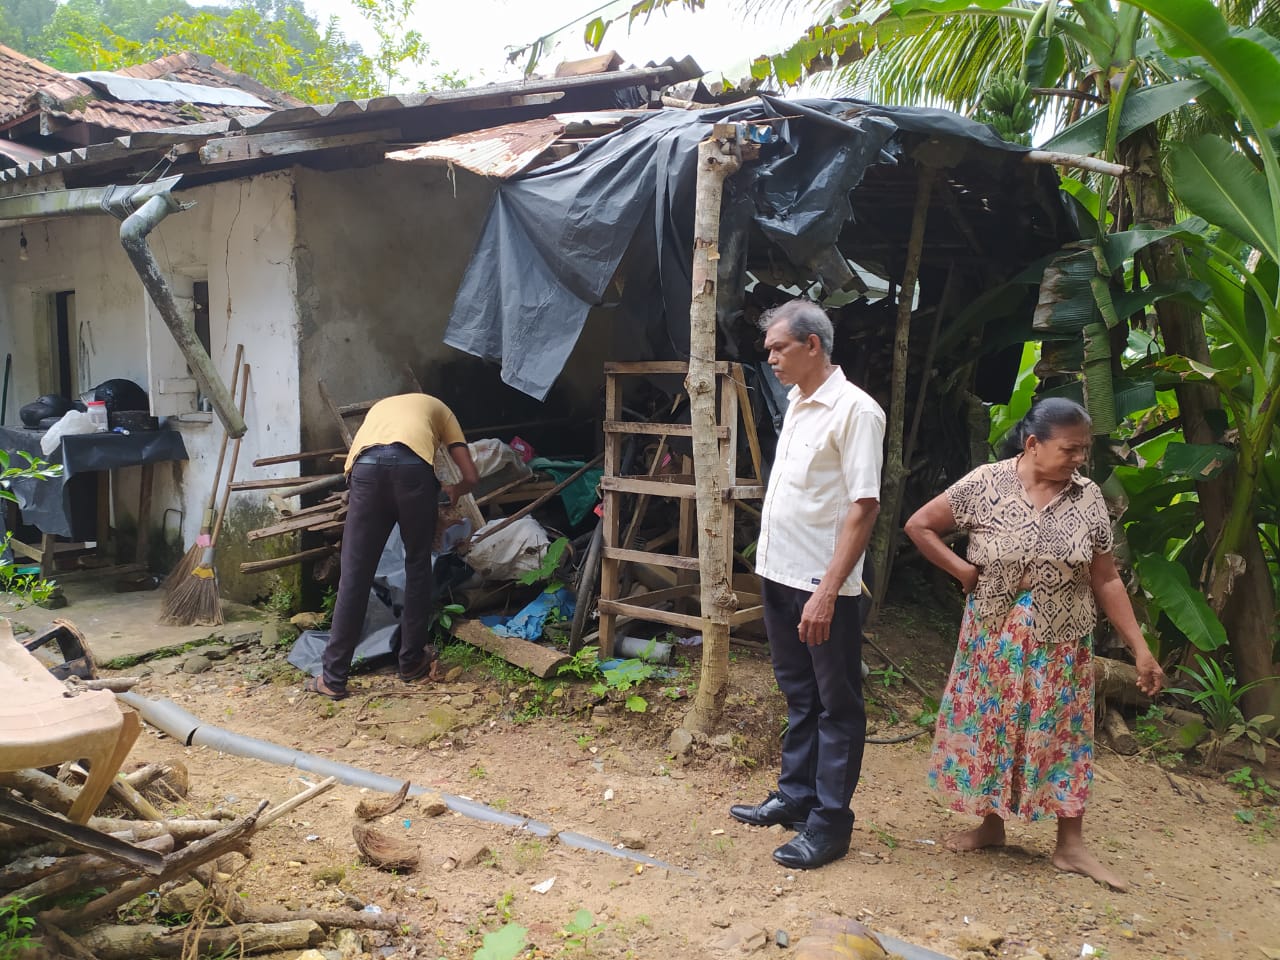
[869, 164, 934, 621]
[683, 125, 744, 735]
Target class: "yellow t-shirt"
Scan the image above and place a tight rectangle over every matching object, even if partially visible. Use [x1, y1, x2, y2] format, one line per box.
[343, 394, 466, 474]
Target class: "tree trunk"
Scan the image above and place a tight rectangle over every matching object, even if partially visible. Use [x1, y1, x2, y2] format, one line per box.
[869, 165, 934, 618]
[684, 128, 743, 735]
[76, 920, 322, 959]
[1126, 138, 1279, 719]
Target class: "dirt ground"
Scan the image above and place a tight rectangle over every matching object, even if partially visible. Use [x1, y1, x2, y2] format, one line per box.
[57, 598, 1280, 960]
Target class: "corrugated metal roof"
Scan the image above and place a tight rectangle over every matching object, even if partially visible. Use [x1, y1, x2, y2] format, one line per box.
[74, 72, 273, 108]
[387, 117, 566, 178]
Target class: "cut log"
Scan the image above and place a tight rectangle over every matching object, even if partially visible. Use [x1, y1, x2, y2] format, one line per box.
[1, 834, 174, 908]
[228, 902, 414, 933]
[77, 919, 323, 959]
[1102, 708, 1140, 756]
[1093, 656, 1152, 709]
[452, 620, 570, 679]
[240, 545, 338, 575]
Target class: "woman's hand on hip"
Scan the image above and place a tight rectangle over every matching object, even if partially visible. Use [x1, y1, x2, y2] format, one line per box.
[957, 563, 981, 595]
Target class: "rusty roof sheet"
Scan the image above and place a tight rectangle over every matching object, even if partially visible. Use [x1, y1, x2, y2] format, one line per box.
[114, 52, 303, 109]
[387, 117, 566, 178]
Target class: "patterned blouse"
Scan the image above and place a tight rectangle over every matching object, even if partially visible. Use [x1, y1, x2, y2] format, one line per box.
[946, 458, 1114, 643]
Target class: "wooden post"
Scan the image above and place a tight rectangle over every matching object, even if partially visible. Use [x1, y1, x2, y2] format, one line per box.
[868, 164, 933, 620]
[683, 126, 743, 735]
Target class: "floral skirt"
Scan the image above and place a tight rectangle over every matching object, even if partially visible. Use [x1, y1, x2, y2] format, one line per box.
[927, 592, 1094, 821]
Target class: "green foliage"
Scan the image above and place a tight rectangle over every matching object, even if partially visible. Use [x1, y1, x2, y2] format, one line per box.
[265, 577, 295, 616]
[430, 603, 465, 646]
[987, 342, 1039, 453]
[591, 657, 654, 713]
[558, 908, 606, 953]
[0, 452, 63, 610]
[557, 645, 602, 680]
[1169, 654, 1280, 766]
[319, 586, 337, 629]
[472, 922, 527, 960]
[1134, 553, 1227, 652]
[1227, 766, 1279, 805]
[914, 696, 940, 729]
[867, 664, 905, 688]
[518, 536, 569, 592]
[0, 894, 37, 960]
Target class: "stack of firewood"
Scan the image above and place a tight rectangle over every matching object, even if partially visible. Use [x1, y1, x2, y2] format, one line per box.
[0, 743, 412, 958]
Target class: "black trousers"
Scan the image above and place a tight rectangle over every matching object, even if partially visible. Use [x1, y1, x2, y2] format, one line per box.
[763, 578, 866, 837]
[321, 455, 439, 691]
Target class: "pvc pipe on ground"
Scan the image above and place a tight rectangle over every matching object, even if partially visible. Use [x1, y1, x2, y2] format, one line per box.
[118, 693, 678, 870]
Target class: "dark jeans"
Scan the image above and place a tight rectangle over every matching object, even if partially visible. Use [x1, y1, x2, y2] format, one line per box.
[763, 578, 866, 838]
[321, 453, 439, 692]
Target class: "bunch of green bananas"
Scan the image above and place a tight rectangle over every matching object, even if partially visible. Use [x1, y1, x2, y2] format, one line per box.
[977, 74, 1035, 144]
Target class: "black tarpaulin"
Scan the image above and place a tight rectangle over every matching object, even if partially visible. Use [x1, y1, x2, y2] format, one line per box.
[445, 96, 1030, 401]
[0, 425, 187, 538]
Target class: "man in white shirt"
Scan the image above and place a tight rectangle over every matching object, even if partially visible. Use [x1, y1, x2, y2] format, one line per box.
[729, 299, 885, 869]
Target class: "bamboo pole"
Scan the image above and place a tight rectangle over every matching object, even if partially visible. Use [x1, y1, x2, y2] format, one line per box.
[683, 125, 744, 735]
[868, 164, 934, 620]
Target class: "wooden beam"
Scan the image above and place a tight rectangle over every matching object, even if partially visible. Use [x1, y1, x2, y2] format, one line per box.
[0, 795, 165, 875]
[200, 127, 401, 165]
[602, 546, 699, 571]
[603, 420, 729, 439]
[252, 447, 346, 468]
[604, 361, 728, 375]
[452, 621, 569, 678]
[240, 545, 337, 574]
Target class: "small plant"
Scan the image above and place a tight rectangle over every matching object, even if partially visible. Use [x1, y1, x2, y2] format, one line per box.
[914, 696, 940, 730]
[558, 909, 606, 955]
[318, 586, 337, 628]
[429, 602, 466, 645]
[469, 764, 488, 780]
[1169, 654, 1280, 767]
[473, 923, 527, 960]
[868, 665, 904, 688]
[558, 646, 602, 680]
[1227, 766, 1280, 805]
[1134, 705, 1185, 768]
[265, 577, 296, 616]
[0, 895, 37, 960]
[866, 822, 899, 850]
[518, 536, 570, 592]
[494, 889, 516, 922]
[591, 658, 655, 715]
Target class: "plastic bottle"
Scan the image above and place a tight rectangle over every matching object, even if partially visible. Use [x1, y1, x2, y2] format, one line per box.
[86, 400, 109, 433]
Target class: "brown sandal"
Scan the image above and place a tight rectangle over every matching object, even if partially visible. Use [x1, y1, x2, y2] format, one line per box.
[304, 676, 348, 700]
[399, 652, 441, 683]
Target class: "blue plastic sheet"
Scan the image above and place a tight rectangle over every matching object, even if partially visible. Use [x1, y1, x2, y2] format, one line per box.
[481, 587, 575, 641]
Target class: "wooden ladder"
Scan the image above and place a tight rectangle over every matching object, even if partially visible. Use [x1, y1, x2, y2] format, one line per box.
[596, 360, 765, 659]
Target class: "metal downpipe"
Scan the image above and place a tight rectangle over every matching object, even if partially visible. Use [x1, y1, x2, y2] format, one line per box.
[118, 693, 679, 870]
[118, 195, 245, 438]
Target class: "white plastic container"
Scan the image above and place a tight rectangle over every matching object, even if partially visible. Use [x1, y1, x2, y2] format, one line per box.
[86, 400, 109, 433]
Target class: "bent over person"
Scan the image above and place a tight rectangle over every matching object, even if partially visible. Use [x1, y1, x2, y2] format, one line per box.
[729, 299, 885, 870]
[306, 393, 479, 701]
[904, 397, 1163, 890]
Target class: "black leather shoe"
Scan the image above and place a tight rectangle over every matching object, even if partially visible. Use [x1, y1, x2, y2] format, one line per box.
[772, 829, 850, 870]
[729, 791, 810, 831]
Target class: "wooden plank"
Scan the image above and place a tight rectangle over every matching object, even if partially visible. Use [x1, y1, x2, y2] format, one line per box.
[247, 509, 346, 542]
[452, 620, 569, 679]
[0, 795, 165, 875]
[602, 545, 700, 571]
[317, 380, 354, 446]
[598, 599, 703, 631]
[603, 361, 728, 374]
[731, 363, 764, 484]
[600, 371, 622, 660]
[252, 447, 346, 468]
[335, 400, 377, 415]
[677, 455, 696, 611]
[602, 475, 695, 499]
[135, 462, 154, 565]
[614, 584, 698, 609]
[200, 127, 400, 165]
[603, 420, 728, 439]
[240, 545, 337, 574]
[228, 476, 319, 491]
[467, 453, 603, 546]
[473, 474, 536, 507]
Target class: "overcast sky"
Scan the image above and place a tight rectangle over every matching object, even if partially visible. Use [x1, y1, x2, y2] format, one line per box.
[275, 0, 811, 88]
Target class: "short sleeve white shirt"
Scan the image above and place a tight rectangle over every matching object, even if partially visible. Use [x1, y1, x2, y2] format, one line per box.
[755, 367, 885, 596]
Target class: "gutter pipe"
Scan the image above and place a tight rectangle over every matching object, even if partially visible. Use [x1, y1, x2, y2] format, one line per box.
[0, 176, 245, 438]
[118, 693, 679, 871]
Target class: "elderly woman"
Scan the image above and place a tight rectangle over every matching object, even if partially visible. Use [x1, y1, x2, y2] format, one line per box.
[904, 398, 1164, 890]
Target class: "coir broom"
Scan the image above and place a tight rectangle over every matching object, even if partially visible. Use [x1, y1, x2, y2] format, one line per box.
[161, 345, 243, 594]
[161, 363, 249, 626]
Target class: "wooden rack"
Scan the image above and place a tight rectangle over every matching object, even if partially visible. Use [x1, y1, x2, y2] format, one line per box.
[595, 361, 764, 658]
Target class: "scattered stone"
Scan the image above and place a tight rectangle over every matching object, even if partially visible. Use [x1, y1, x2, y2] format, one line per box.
[417, 793, 449, 817]
[291, 612, 326, 631]
[335, 928, 363, 959]
[158, 880, 205, 915]
[954, 922, 1004, 954]
[710, 923, 768, 954]
[775, 929, 790, 948]
[710, 733, 734, 750]
[618, 830, 646, 850]
[182, 655, 213, 675]
[259, 622, 280, 648]
[669, 728, 695, 757]
[451, 693, 476, 709]
[485, 691, 502, 706]
[136, 664, 154, 678]
[202, 645, 233, 661]
[294, 952, 327, 960]
[459, 844, 492, 868]
[445, 666, 464, 682]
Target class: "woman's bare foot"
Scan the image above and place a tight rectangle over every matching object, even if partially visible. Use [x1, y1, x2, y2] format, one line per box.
[945, 814, 1006, 852]
[1053, 815, 1127, 891]
[1051, 845, 1127, 891]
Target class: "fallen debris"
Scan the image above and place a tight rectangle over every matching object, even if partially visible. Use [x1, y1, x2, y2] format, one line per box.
[352, 822, 420, 871]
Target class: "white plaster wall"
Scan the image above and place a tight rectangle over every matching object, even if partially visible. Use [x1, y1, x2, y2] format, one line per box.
[0, 172, 301, 598]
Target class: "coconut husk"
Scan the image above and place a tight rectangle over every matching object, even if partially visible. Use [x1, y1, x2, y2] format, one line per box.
[353, 781, 410, 821]
[352, 823, 419, 871]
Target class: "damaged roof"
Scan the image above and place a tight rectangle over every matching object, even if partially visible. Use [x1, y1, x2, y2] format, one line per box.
[0, 44, 294, 147]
